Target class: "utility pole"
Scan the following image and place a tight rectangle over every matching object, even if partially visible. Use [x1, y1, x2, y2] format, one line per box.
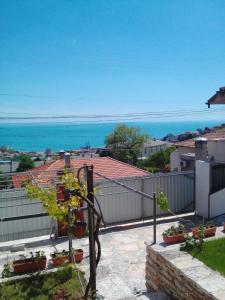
[86, 165, 96, 298]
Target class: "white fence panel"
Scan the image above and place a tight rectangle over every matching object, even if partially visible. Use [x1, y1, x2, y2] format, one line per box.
[0, 171, 194, 241]
[0, 189, 52, 242]
[97, 171, 194, 224]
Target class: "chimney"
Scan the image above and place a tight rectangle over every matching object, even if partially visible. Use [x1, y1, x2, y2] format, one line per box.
[64, 152, 71, 168]
[59, 150, 65, 159]
[195, 137, 208, 161]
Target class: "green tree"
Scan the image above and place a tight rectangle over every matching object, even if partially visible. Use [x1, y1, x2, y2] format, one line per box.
[138, 146, 175, 172]
[104, 124, 149, 165]
[16, 154, 34, 172]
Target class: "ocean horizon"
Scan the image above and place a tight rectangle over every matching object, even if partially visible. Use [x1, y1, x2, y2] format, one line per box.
[0, 120, 224, 152]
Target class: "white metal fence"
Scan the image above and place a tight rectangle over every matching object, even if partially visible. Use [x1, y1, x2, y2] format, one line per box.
[0, 171, 194, 242]
[96, 171, 194, 224]
[0, 189, 52, 242]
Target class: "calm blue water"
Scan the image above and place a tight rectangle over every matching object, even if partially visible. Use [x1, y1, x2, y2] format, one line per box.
[0, 120, 224, 152]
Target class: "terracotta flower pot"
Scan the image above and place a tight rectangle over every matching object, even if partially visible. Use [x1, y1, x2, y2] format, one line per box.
[13, 257, 47, 274]
[58, 222, 68, 237]
[192, 227, 216, 238]
[73, 222, 87, 238]
[163, 234, 185, 244]
[51, 254, 70, 267]
[74, 249, 84, 263]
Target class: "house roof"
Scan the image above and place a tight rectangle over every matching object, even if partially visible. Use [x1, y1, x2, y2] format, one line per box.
[207, 87, 225, 107]
[143, 139, 170, 147]
[175, 125, 225, 149]
[12, 157, 150, 188]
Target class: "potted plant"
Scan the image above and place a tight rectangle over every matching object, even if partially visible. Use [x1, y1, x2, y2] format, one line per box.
[74, 248, 84, 263]
[26, 172, 87, 238]
[192, 222, 216, 238]
[51, 249, 84, 266]
[162, 224, 186, 244]
[72, 222, 87, 238]
[13, 251, 47, 274]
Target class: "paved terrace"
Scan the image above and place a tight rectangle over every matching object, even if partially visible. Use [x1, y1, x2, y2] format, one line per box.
[1, 214, 225, 300]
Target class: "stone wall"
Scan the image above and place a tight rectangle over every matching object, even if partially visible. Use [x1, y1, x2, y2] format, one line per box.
[146, 244, 225, 300]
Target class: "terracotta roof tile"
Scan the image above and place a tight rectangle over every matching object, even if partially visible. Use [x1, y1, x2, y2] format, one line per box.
[175, 126, 225, 148]
[13, 157, 150, 188]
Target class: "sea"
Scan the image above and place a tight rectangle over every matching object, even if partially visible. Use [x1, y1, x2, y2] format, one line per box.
[0, 120, 224, 152]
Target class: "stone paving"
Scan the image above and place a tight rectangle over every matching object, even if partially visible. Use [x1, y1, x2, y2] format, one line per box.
[1, 214, 225, 299]
[0, 218, 178, 299]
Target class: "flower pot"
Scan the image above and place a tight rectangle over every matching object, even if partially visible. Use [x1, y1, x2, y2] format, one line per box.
[73, 222, 87, 238]
[74, 249, 84, 263]
[51, 254, 69, 267]
[13, 257, 47, 274]
[192, 227, 216, 239]
[58, 222, 68, 237]
[163, 234, 185, 244]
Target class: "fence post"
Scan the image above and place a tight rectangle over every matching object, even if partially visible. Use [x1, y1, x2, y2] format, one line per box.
[86, 165, 96, 298]
[141, 177, 145, 220]
[153, 192, 157, 244]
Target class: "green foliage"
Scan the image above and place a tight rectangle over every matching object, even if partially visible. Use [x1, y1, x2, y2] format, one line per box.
[181, 234, 204, 253]
[138, 146, 176, 172]
[162, 224, 185, 237]
[105, 124, 149, 165]
[26, 172, 87, 224]
[156, 191, 169, 211]
[1, 264, 12, 278]
[16, 154, 34, 172]
[186, 238, 225, 276]
[0, 265, 85, 299]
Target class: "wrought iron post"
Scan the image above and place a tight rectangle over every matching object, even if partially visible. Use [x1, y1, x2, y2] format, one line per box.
[153, 192, 157, 244]
[86, 165, 96, 298]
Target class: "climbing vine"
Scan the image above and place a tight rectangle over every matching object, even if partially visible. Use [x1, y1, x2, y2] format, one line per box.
[26, 171, 87, 223]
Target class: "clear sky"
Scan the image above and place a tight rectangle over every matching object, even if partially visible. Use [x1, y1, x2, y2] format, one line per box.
[1, 0, 225, 121]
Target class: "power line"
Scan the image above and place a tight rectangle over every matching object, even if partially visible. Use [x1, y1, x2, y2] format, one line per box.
[0, 108, 224, 121]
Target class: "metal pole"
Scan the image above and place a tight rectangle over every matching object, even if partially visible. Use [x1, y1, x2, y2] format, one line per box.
[86, 165, 96, 298]
[68, 205, 73, 262]
[153, 192, 157, 244]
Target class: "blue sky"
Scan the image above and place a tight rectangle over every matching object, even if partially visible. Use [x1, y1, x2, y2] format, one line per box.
[1, 0, 225, 121]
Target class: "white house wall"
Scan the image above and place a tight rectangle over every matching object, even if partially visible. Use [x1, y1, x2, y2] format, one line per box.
[208, 140, 225, 163]
[195, 160, 210, 218]
[210, 188, 225, 218]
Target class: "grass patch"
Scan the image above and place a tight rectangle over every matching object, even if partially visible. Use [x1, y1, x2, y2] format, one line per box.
[0, 265, 85, 300]
[188, 237, 225, 277]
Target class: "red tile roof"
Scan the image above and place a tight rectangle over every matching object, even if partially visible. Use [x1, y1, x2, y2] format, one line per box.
[12, 162, 54, 188]
[13, 157, 150, 188]
[175, 126, 225, 148]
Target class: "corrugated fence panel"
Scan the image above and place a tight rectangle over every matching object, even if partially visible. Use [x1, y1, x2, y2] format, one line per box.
[0, 189, 52, 242]
[96, 177, 143, 224]
[97, 171, 194, 224]
[0, 171, 194, 241]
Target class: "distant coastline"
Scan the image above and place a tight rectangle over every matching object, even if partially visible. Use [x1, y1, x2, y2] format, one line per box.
[0, 120, 224, 152]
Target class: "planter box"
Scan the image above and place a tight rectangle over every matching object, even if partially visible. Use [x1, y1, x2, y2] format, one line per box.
[13, 257, 47, 274]
[163, 234, 185, 244]
[192, 227, 216, 238]
[51, 249, 84, 267]
[52, 254, 70, 267]
[58, 222, 87, 238]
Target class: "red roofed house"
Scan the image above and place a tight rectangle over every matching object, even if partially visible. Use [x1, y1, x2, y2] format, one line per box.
[13, 156, 150, 188]
[12, 155, 150, 226]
